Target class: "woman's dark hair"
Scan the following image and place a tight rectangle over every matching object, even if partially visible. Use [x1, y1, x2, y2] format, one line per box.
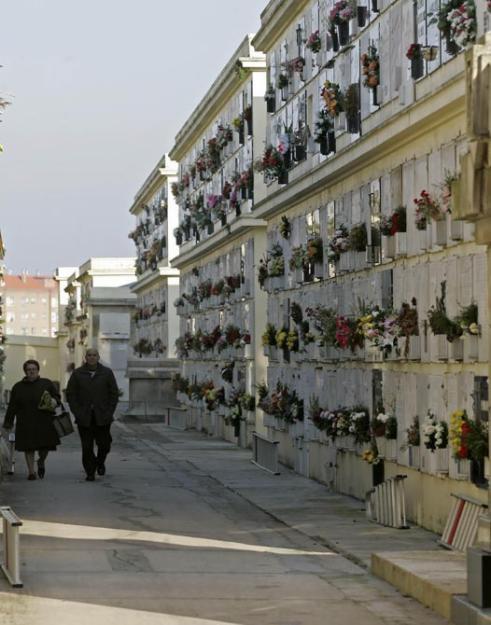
[23, 359, 40, 373]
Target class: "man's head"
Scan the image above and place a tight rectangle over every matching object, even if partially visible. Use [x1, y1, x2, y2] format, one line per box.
[85, 348, 100, 369]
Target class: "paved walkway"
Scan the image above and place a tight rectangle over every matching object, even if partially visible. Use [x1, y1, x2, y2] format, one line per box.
[0, 421, 448, 625]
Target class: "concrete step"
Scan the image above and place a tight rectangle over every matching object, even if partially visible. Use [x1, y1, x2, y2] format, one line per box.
[371, 550, 466, 621]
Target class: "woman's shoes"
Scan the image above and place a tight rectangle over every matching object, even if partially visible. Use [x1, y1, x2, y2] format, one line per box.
[37, 463, 45, 479]
[27, 473, 37, 480]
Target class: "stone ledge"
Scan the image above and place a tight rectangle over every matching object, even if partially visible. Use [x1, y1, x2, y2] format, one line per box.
[371, 550, 467, 620]
[452, 595, 491, 624]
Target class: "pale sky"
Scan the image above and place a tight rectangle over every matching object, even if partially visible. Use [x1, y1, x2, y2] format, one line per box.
[0, 0, 266, 275]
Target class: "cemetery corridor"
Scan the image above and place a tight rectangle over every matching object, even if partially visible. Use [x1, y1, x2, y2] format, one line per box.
[0, 421, 447, 625]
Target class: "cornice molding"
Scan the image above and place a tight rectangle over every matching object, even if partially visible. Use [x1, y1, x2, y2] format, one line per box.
[130, 265, 180, 293]
[170, 217, 267, 269]
[253, 67, 466, 220]
[252, 0, 311, 52]
[169, 35, 266, 161]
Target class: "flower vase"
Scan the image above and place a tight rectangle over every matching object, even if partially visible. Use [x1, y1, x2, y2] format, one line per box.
[436, 334, 449, 361]
[381, 235, 395, 260]
[463, 334, 479, 362]
[408, 445, 420, 469]
[450, 337, 464, 361]
[450, 220, 464, 241]
[408, 335, 421, 360]
[337, 21, 349, 46]
[411, 56, 424, 81]
[371, 86, 379, 106]
[246, 117, 253, 136]
[376, 436, 386, 458]
[357, 6, 367, 26]
[281, 85, 288, 102]
[294, 144, 306, 162]
[331, 31, 340, 53]
[338, 251, 351, 273]
[266, 97, 276, 114]
[327, 130, 336, 154]
[319, 135, 329, 156]
[435, 219, 447, 247]
[445, 36, 459, 56]
[371, 0, 379, 11]
[278, 170, 289, 185]
[385, 438, 397, 461]
[432, 448, 449, 473]
[313, 261, 324, 279]
[394, 232, 407, 256]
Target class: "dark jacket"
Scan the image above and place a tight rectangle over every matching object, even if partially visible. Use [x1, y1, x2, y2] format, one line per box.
[66, 363, 119, 427]
[3, 377, 61, 452]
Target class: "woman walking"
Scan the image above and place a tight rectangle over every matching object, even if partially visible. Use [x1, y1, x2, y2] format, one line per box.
[2, 359, 60, 480]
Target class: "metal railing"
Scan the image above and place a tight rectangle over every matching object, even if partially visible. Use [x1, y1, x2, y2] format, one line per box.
[251, 432, 280, 475]
[440, 493, 488, 551]
[366, 475, 409, 529]
[0, 506, 23, 587]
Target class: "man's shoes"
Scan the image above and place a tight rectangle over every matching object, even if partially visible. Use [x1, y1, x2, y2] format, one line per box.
[96, 463, 106, 476]
[85, 474, 95, 482]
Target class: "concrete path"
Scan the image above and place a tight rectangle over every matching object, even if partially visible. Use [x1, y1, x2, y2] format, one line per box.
[0, 421, 449, 625]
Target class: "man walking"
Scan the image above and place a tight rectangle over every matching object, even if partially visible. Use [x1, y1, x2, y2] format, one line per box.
[66, 348, 119, 481]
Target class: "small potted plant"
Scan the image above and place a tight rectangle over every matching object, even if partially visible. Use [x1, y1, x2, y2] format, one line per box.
[264, 84, 276, 113]
[361, 45, 380, 105]
[406, 43, 424, 80]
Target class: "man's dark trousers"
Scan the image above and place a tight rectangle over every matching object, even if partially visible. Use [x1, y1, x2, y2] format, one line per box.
[77, 412, 112, 477]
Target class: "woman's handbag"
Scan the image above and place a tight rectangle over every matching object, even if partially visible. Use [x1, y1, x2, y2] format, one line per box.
[52, 407, 74, 437]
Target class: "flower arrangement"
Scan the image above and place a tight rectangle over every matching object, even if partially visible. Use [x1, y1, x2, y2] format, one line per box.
[258, 381, 304, 423]
[427, 282, 463, 342]
[348, 223, 367, 252]
[455, 303, 479, 336]
[406, 43, 422, 60]
[289, 246, 308, 271]
[258, 258, 269, 287]
[275, 327, 289, 350]
[414, 190, 442, 229]
[362, 447, 380, 464]
[358, 306, 400, 352]
[361, 45, 380, 88]
[287, 328, 299, 352]
[277, 73, 289, 89]
[286, 57, 306, 74]
[261, 323, 277, 346]
[437, 176, 454, 217]
[314, 108, 334, 142]
[450, 410, 471, 459]
[349, 408, 371, 444]
[306, 30, 322, 53]
[327, 225, 350, 261]
[306, 237, 324, 263]
[379, 206, 407, 236]
[437, 0, 476, 49]
[396, 300, 419, 356]
[406, 416, 420, 446]
[290, 302, 303, 324]
[279, 216, 291, 239]
[306, 306, 337, 347]
[254, 145, 287, 180]
[422, 411, 448, 450]
[329, 0, 354, 25]
[320, 81, 344, 117]
[371, 412, 398, 439]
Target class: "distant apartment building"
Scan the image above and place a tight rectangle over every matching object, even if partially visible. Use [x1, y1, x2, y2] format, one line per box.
[3, 273, 58, 337]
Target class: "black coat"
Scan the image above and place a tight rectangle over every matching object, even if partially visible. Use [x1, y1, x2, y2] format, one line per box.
[3, 377, 61, 452]
[66, 363, 119, 427]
